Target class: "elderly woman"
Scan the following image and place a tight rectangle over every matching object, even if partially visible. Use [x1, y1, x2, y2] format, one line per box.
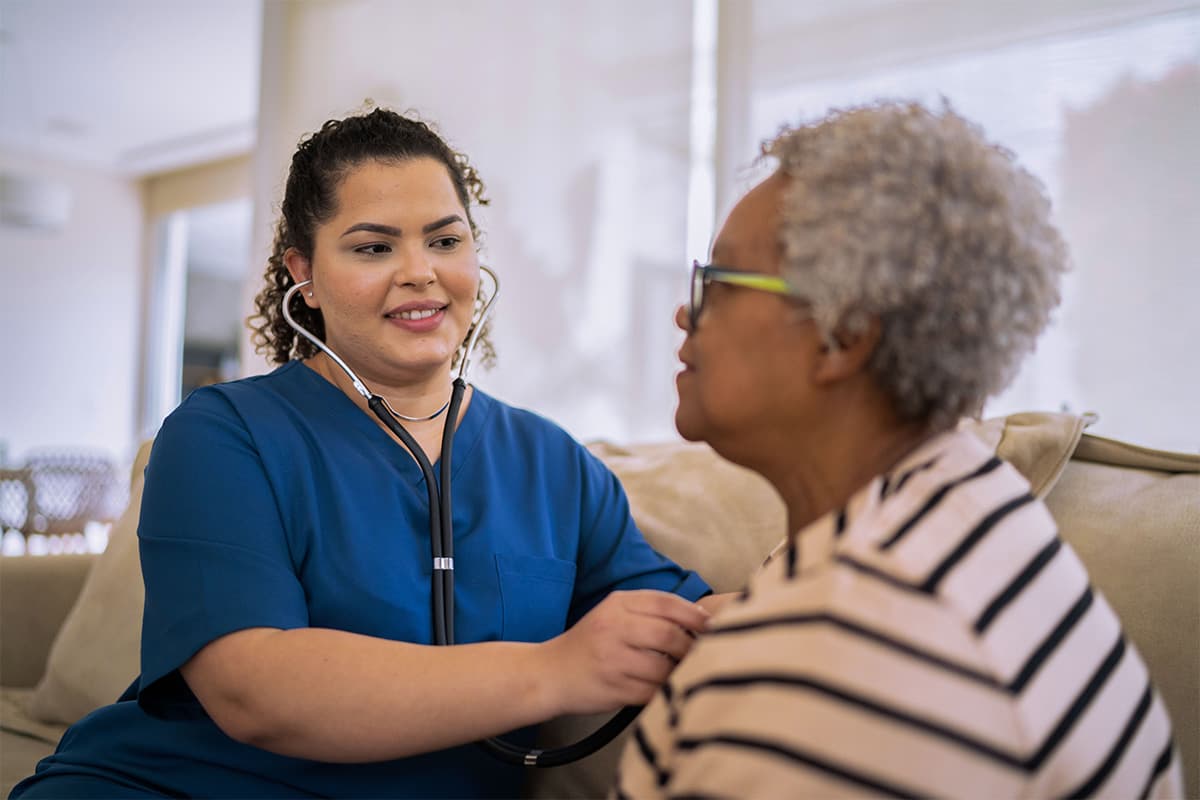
[614, 102, 1182, 798]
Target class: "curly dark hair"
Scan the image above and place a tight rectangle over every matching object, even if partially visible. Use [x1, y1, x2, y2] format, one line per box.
[248, 106, 496, 369]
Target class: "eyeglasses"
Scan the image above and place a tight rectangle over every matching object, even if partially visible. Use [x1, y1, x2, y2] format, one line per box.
[688, 259, 805, 329]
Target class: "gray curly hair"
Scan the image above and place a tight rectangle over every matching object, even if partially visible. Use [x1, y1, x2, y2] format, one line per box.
[764, 101, 1069, 431]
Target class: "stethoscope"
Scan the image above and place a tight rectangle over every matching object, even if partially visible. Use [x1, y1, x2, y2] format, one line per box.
[281, 266, 639, 767]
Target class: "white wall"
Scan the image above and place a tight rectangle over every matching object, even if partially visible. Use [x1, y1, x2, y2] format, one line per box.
[0, 149, 144, 465]
[245, 0, 695, 443]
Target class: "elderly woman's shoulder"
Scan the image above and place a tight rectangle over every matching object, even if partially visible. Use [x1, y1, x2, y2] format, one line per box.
[835, 429, 1055, 597]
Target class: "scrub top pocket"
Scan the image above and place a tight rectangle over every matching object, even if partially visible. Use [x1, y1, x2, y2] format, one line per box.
[495, 553, 577, 643]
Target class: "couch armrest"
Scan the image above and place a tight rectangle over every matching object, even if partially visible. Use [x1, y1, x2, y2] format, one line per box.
[0, 554, 95, 688]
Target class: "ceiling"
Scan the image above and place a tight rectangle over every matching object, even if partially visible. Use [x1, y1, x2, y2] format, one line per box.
[3, 0, 1192, 180]
[0, 0, 262, 176]
[0, 0, 923, 179]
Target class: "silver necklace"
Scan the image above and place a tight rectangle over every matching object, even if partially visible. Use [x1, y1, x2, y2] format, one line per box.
[379, 393, 452, 422]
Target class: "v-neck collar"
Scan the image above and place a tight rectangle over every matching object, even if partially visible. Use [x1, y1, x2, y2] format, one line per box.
[286, 360, 492, 486]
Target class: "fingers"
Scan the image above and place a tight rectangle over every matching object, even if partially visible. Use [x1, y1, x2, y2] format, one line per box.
[620, 616, 697, 663]
[601, 671, 662, 708]
[549, 591, 712, 714]
[621, 590, 712, 634]
[598, 639, 677, 693]
[614, 671, 672, 705]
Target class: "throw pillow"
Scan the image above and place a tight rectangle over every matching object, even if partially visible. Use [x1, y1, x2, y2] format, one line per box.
[27, 441, 152, 725]
[587, 439, 785, 593]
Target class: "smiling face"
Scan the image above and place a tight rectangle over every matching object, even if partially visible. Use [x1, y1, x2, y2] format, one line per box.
[285, 157, 480, 388]
[674, 171, 822, 463]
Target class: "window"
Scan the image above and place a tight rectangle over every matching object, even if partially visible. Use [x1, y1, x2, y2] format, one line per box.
[735, 3, 1200, 451]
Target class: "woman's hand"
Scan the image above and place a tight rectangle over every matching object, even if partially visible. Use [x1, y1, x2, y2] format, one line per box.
[697, 591, 737, 616]
[178, 591, 709, 762]
[541, 590, 710, 715]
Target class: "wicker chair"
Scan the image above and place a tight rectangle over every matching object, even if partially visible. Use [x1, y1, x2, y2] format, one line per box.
[0, 469, 33, 533]
[21, 452, 120, 536]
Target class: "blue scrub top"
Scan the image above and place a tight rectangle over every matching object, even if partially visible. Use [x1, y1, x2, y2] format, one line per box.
[14, 361, 710, 799]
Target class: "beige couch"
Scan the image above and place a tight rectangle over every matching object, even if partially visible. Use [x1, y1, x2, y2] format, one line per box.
[1, 413, 1196, 798]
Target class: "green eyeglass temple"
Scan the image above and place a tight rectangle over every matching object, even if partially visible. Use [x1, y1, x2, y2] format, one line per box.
[689, 260, 802, 328]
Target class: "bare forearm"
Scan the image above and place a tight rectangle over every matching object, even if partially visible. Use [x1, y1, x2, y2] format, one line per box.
[183, 590, 711, 764]
[184, 627, 558, 763]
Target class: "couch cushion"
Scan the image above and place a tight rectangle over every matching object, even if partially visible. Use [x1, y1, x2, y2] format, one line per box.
[0, 688, 67, 797]
[1048, 454, 1200, 796]
[0, 554, 94, 688]
[26, 442, 152, 725]
[585, 440, 785, 594]
[986, 411, 1088, 498]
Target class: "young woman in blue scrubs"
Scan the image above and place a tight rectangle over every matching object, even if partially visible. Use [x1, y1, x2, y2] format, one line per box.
[12, 108, 718, 799]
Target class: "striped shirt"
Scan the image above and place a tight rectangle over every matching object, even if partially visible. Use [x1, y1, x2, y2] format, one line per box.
[614, 429, 1182, 799]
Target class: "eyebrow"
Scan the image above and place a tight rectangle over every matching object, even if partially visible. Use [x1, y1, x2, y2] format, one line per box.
[340, 214, 465, 239]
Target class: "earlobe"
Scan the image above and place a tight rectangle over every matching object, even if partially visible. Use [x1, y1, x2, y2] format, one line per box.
[813, 317, 881, 384]
[282, 248, 318, 308]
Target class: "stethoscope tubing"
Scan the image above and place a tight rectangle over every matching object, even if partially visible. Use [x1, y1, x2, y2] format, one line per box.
[281, 268, 638, 767]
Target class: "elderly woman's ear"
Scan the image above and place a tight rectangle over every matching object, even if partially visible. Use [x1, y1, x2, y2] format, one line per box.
[812, 315, 882, 385]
